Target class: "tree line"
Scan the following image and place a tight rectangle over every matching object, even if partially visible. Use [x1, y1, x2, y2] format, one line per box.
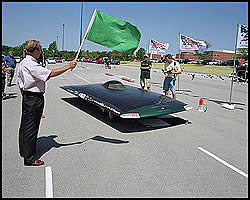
[3, 40, 246, 62]
[2, 41, 147, 61]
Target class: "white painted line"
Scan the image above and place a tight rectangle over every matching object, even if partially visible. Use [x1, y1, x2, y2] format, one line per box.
[72, 72, 92, 84]
[198, 147, 248, 178]
[45, 166, 54, 198]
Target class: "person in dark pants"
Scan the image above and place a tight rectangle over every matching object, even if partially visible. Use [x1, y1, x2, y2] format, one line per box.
[3, 51, 16, 87]
[2, 55, 7, 98]
[140, 55, 152, 90]
[16, 40, 77, 166]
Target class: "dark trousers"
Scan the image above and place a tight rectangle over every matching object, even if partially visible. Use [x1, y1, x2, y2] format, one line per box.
[19, 91, 44, 164]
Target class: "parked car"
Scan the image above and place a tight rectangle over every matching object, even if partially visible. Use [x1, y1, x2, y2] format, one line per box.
[91, 58, 97, 63]
[208, 60, 219, 65]
[110, 60, 120, 65]
[227, 60, 240, 66]
[95, 58, 103, 64]
[219, 61, 228, 66]
[197, 60, 204, 65]
[83, 58, 91, 62]
[181, 59, 191, 64]
[46, 57, 56, 64]
[66, 58, 74, 62]
[55, 58, 62, 63]
[236, 63, 248, 80]
[150, 59, 158, 63]
[187, 60, 197, 64]
[200, 60, 213, 65]
[14, 56, 22, 63]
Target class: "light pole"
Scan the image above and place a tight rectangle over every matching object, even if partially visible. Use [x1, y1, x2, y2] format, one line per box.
[62, 24, 64, 58]
[62, 24, 65, 51]
[79, 2, 83, 59]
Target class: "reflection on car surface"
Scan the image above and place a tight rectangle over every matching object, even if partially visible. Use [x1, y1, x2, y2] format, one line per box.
[110, 60, 120, 65]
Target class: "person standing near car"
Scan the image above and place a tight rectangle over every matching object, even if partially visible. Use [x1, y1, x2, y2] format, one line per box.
[16, 40, 77, 166]
[3, 51, 16, 87]
[162, 54, 181, 99]
[140, 55, 152, 90]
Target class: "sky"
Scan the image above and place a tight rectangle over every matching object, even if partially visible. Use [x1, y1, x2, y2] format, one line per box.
[2, 2, 248, 55]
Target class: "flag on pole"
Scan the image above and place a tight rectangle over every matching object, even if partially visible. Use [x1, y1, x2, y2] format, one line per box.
[149, 39, 169, 54]
[180, 34, 207, 50]
[236, 24, 248, 49]
[86, 10, 141, 54]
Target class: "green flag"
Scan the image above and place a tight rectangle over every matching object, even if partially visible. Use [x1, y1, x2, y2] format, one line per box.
[86, 10, 141, 54]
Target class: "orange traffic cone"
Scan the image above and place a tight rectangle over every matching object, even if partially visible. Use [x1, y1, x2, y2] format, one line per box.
[197, 98, 207, 112]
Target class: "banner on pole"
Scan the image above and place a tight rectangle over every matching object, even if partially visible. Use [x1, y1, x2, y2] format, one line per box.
[237, 24, 248, 49]
[86, 10, 141, 54]
[180, 34, 207, 50]
[149, 39, 169, 54]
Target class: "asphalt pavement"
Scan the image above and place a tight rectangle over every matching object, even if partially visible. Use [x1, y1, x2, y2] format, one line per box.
[2, 62, 248, 197]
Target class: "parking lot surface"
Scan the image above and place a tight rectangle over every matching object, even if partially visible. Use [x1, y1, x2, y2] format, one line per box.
[2, 62, 248, 197]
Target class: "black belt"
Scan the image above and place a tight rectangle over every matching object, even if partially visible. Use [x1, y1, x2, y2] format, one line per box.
[23, 90, 44, 96]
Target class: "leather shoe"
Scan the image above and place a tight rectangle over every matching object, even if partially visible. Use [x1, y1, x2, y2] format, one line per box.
[24, 160, 44, 166]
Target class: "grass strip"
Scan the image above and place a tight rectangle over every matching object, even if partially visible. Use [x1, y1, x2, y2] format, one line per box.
[120, 62, 234, 76]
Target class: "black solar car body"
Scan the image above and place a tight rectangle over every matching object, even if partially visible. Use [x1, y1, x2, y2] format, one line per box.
[61, 80, 192, 119]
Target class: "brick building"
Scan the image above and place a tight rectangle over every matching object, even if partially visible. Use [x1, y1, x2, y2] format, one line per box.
[175, 50, 235, 61]
[149, 54, 164, 60]
[175, 52, 199, 60]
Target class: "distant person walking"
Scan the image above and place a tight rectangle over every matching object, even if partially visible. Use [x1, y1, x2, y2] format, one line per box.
[140, 55, 152, 90]
[2, 54, 7, 98]
[16, 40, 77, 166]
[3, 51, 16, 87]
[162, 54, 181, 99]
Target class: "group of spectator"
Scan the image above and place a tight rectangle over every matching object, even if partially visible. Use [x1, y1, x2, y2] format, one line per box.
[139, 53, 182, 99]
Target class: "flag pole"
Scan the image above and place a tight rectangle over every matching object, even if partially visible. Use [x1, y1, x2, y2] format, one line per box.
[177, 32, 180, 91]
[74, 9, 97, 63]
[222, 24, 239, 110]
[176, 32, 183, 94]
[229, 23, 239, 104]
[149, 39, 152, 59]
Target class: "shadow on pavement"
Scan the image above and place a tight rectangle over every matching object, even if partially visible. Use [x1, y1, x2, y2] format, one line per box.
[35, 135, 129, 159]
[61, 97, 189, 134]
[35, 135, 84, 160]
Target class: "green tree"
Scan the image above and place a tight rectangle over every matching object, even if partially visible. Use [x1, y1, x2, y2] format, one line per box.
[194, 41, 212, 60]
[2, 45, 11, 56]
[237, 48, 248, 61]
[136, 48, 146, 60]
[47, 41, 59, 58]
[2, 42, 26, 57]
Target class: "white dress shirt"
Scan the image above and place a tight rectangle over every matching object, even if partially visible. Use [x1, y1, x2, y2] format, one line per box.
[16, 55, 52, 93]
